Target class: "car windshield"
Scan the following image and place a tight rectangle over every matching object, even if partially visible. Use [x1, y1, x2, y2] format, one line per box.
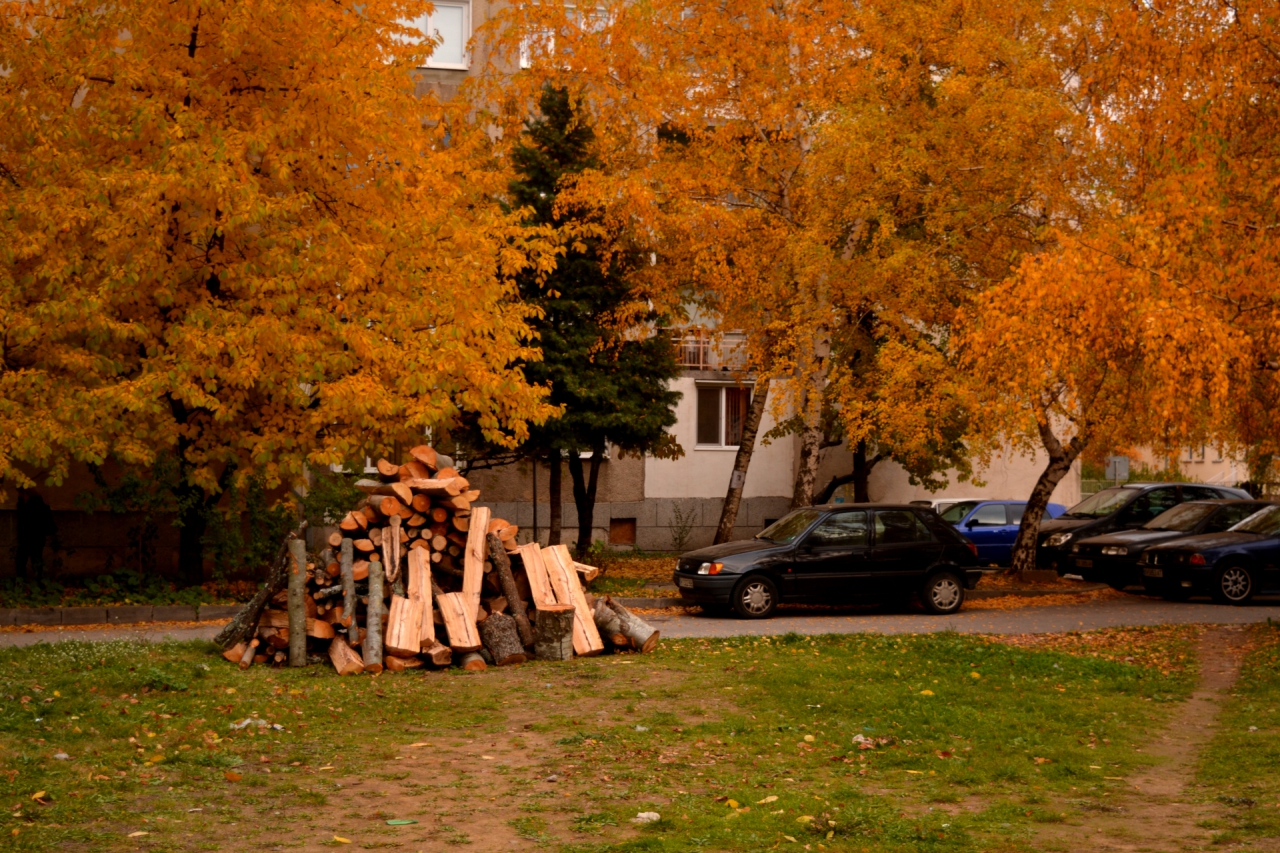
[1062, 487, 1134, 518]
[757, 509, 822, 543]
[1231, 505, 1280, 535]
[939, 501, 982, 523]
[1144, 502, 1215, 531]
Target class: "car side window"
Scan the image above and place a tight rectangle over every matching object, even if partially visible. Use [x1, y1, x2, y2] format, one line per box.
[806, 511, 869, 547]
[1008, 503, 1027, 524]
[970, 504, 1007, 526]
[1122, 488, 1179, 523]
[1185, 486, 1223, 502]
[874, 510, 934, 545]
[1207, 504, 1261, 532]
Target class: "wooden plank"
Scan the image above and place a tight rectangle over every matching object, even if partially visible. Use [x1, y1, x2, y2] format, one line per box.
[463, 505, 491, 621]
[437, 592, 482, 653]
[407, 548, 434, 646]
[542, 545, 604, 657]
[517, 543, 559, 608]
[384, 595, 422, 658]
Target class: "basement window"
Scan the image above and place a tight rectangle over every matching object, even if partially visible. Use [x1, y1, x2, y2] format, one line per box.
[609, 518, 637, 545]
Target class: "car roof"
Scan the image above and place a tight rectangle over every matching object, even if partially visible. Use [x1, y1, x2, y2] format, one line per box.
[811, 503, 932, 511]
[1118, 482, 1226, 489]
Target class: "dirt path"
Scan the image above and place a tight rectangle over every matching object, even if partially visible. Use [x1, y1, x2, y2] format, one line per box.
[1037, 625, 1250, 852]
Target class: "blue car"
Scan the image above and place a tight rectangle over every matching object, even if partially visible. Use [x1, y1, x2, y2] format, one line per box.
[938, 500, 1066, 564]
[1139, 503, 1280, 603]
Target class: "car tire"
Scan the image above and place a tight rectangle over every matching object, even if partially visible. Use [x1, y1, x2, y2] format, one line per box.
[920, 571, 965, 615]
[730, 574, 778, 620]
[1212, 564, 1255, 606]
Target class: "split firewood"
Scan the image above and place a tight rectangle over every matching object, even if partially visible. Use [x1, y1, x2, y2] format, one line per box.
[384, 654, 426, 672]
[329, 635, 365, 676]
[354, 538, 375, 553]
[543, 544, 604, 657]
[409, 444, 438, 470]
[458, 652, 487, 671]
[603, 598, 660, 653]
[401, 460, 431, 480]
[435, 466, 459, 480]
[486, 534, 533, 646]
[462, 489, 480, 502]
[368, 495, 403, 517]
[478, 611, 527, 665]
[574, 561, 601, 582]
[327, 531, 344, 548]
[321, 604, 345, 625]
[239, 639, 259, 670]
[354, 510, 369, 530]
[423, 641, 452, 667]
[533, 605, 576, 661]
[339, 513, 361, 532]
[222, 642, 248, 664]
[403, 478, 463, 497]
[407, 548, 434, 648]
[408, 513, 426, 527]
[447, 495, 471, 512]
[384, 595, 422, 658]
[437, 592, 482, 652]
[463, 506, 491, 620]
[517, 542, 559, 609]
[376, 458, 399, 478]
[370, 526, 383, 547]
[352, 559, 369, 582]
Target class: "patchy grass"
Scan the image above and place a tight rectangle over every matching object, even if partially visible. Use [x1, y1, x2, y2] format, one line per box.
[1195, 622, 1280, 844]
[0, 627, 1203, 852]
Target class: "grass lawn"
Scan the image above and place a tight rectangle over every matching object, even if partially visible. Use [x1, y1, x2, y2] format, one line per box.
[1195, 622, 1280, 846]
[0, 627, 1200, 852]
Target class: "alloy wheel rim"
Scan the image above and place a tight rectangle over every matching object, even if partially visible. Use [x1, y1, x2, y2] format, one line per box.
[1221, 568, 1251, 600]
[931, 578, 961, 611]
[741, 581, 772, 614]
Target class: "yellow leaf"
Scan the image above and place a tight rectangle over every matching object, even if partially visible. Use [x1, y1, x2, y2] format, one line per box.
[757, 795, 778, 804]
[333, 836, 352, 844]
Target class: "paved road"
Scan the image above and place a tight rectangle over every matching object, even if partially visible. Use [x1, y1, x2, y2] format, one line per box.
[2, 596, 1279, 648]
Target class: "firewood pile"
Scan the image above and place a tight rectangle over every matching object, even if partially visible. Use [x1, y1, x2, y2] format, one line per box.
[218, 445, 659, 675]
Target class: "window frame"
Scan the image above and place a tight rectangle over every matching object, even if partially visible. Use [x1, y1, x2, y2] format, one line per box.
[418, 1, 471, 70]
[694, 383, 752, 450]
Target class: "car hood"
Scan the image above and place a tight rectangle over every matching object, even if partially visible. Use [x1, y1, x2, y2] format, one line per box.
[1078, 529, 1185, 548]
[1147, 531, 1260, 553]
[681, 538, 780, 562]
[1038, 517, 1097, 536]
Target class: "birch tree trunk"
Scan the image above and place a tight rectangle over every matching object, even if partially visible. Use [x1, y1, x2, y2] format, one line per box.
[287, 538, 307, 667]
[714, 378, 770, 544]
[1010, 419, 1085, 574]
[362, 559, 385, 672]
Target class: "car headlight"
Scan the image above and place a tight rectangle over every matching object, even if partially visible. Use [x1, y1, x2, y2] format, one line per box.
[697, 562, 724, 575]
[1045, 532, 1073, 547]
[1101, 546, 1128, 556]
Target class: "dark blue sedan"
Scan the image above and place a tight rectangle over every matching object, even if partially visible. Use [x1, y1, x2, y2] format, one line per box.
[938, 500, 1066, 564]
[1140, 504, 1280, 603]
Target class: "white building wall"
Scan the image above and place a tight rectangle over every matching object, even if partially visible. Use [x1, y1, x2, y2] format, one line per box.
[865, 450, 1082, 507]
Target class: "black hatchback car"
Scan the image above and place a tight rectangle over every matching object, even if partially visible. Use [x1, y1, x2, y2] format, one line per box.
[1068, 500, 1272, 590]
[673, 504, 982, 619]
[1037, 483, 1251, 574]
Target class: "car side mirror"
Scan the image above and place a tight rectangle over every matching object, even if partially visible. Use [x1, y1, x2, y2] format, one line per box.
[965, 519, 979, 528]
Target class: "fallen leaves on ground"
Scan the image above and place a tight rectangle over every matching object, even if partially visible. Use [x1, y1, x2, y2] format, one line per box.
[986, 624, 1202, 673]
[965, 589, 1127, 610]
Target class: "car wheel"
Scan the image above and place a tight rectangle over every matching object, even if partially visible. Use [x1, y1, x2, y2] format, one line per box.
[920, 571, 965, 615]
[731, 575, 778, 620]
[1213, 564, 1254, 605]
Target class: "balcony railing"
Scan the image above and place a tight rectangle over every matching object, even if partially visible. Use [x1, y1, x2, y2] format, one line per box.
[670, 329, 747, 371]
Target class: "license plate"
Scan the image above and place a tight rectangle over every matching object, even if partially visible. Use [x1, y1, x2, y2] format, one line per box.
[677, 576, 694, 589]
[1143, 567, 1163, 578]
[1075, 558, 1093, 568]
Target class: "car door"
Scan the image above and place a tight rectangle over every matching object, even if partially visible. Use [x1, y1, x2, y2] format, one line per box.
[868, 509, 944, 594]
[961, 502, 1013, 563]
[789, 511, 871, 600]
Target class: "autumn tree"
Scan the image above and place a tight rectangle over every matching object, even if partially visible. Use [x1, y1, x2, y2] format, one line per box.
[506, 85, 681, 554]
[0, 0, 555, 583]
[482, 0, 1081, 518]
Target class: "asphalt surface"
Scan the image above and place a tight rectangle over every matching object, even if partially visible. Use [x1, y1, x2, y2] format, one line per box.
[1, 595, 1279, 647]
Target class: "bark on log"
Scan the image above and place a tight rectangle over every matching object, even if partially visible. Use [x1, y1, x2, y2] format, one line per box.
[287, 538, 307, 667]
[478, 611, 527, 666]
[533, 606, 576, 661]
[592, 598, 629, 648]
[214, 520, 308, 650]
[487, 533, 534, 647]
[363, 559, 385, 673]
[328, 635, 365, 676]
[604, 598, 660, 653]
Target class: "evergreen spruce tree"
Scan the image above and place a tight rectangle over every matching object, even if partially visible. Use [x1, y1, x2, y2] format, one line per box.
[510, 86, 681, 555]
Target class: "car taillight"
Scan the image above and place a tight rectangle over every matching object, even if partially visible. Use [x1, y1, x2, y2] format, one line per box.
[1189, 553, 1206, 566]
[967, 542, 978, 557]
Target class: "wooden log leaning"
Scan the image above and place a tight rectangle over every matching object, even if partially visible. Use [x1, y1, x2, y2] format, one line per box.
[287, 538, 308, 667]
[487, 533, 533, 647]
[533, 605, 576, 661]
[542, 544, 604, 657]
[477, 611, 528, 666]
[214, 520, 308, 650]
[363, 560, 385, 674]
[463, 506, 491, 621]
[604, 597, 660, 653]
[517, 542, 559, 608]
[329, 634, 365, 676]
[340, 538, 355, 627]
[239, 639, 259, 670]
[437, 592, 482, 653]
[407, 548, 434, 648]
[384, 595, 422, 658]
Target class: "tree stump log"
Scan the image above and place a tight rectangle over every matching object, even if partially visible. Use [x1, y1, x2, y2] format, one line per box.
[592, 598, 629, 649]
[604, 598, 660, 653]
[288, 538, 308, 667]
[533, 605, 576, 661]
[214, 521, 308, 650]
[328, 634, 365, 676]
[458, 651, 487, 671]
[478, 611, 527, 666]
[487, 533, 534, 647]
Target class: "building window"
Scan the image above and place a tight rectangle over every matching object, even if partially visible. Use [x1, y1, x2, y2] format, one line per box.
[696, 385, 751, 447]
[609, 518, 636, 545]
[419, 2, 469, 69]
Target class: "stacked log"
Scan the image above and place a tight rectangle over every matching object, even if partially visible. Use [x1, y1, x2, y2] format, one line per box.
[219, 445, 658, 674]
